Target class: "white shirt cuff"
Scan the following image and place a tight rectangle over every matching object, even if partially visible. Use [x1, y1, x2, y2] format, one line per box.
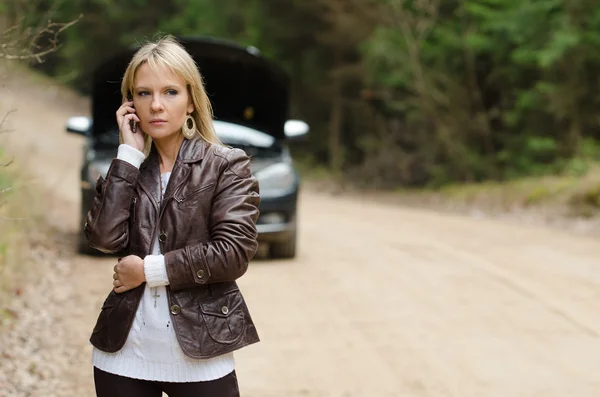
[117, 144, 145, 169]
[144, 255, 170, 287]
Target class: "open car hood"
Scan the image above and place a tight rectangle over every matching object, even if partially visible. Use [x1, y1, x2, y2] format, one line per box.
[91, 36, 290, 140]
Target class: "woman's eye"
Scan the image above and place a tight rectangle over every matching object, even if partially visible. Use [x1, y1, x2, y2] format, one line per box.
[166, 89, 178, 96]
[137, 91, 150, 97]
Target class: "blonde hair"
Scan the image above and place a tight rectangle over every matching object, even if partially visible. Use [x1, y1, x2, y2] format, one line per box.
[120, 35, 223, 155]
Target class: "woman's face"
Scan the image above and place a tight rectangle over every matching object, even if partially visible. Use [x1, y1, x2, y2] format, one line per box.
[132, 62, 194, 141]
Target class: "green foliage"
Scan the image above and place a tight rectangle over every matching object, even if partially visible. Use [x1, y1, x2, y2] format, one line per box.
[356, 0, 600, 186]
[13, 0, 600, 187]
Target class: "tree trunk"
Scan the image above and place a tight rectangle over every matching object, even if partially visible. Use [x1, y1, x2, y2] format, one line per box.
[329, 55, 343, 174]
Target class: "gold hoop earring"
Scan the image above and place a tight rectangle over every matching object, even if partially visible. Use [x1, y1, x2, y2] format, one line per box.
[182, 115, 196, 139]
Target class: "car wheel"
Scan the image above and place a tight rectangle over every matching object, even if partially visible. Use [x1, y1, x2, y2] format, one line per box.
[77, 233, 102, 256]
[269, 230, 297, 259]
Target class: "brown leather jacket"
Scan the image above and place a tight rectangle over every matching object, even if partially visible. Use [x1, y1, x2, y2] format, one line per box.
[84, 137, 260, 359]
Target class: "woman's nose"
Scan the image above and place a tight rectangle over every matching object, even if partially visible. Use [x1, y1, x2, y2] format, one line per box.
[150, 96, 164, 112]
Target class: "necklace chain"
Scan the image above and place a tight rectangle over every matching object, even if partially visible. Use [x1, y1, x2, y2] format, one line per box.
[159, 174, 164, 204]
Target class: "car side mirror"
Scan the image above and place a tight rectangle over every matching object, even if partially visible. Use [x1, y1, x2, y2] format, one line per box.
[284, 119, 309, 141]
[66, 116, 92, 137]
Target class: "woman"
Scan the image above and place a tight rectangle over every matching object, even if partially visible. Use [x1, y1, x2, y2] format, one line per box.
[84, 35, 260, 397]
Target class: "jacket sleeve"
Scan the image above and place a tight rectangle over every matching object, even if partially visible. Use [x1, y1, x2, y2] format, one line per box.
[84, 148, 142, 254]
[164, 148, 260, 290]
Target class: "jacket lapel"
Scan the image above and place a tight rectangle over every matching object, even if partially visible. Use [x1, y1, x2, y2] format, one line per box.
[163, 162, 191, 204]
[138, 137, 207, 212]
[139, 148, 160, 211]
[165, 137, 206, 201]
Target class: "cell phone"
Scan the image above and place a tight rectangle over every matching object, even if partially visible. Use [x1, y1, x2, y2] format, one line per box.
[127, 93, 137, 134]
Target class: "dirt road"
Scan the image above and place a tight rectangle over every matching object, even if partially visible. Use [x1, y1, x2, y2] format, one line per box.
[1, 68, 600, 397]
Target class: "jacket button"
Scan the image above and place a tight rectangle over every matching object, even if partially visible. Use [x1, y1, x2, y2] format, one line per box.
[196, 269, 204, 278]
[170, 304, 181, 315]
[221, 306, 229, 315]
[158, 231, 167, 244]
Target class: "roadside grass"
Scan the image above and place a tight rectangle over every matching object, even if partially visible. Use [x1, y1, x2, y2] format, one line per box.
[296, 156, 600, 219]
[427, 163, 600, 217]
[0, 148, 46, 325]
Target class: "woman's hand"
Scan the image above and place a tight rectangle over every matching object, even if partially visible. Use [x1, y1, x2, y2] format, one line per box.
[113, 255, 146, 293]
[116, 101, 146, 152]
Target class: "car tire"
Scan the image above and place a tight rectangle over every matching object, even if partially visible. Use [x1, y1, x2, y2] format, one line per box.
[269, 228, 297, 259]
[77, 233, 103, 256]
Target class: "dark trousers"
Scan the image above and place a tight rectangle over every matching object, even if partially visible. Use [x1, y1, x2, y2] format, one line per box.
[93, 367, 240, 397]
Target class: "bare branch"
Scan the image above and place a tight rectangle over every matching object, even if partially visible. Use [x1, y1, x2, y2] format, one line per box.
[0, 14, 82, 62]
[0, 109, 16, 134]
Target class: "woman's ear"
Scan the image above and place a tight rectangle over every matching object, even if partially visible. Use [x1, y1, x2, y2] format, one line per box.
[187, 102, 194, 114]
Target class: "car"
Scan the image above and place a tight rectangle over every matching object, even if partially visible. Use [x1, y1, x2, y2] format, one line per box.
[65, 36, 309, 259]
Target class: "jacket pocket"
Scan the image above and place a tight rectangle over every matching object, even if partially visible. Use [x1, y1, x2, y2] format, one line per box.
[200, 289, 246, 345]
[174, 183, 215, 207]
[92, 291, 122, 334]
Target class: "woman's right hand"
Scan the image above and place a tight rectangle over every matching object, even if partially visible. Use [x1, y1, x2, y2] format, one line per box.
[117, 101, 146, 152]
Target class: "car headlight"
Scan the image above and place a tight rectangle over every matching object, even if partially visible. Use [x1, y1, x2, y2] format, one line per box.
[255, 163, 295, 193]
[87, 161, 111, 183]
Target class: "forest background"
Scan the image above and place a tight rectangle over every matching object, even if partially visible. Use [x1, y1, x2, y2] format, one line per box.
[3, 0, 600, 210]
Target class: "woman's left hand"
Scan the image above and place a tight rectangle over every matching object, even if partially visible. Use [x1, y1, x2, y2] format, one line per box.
[113, 255, 146, 293]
